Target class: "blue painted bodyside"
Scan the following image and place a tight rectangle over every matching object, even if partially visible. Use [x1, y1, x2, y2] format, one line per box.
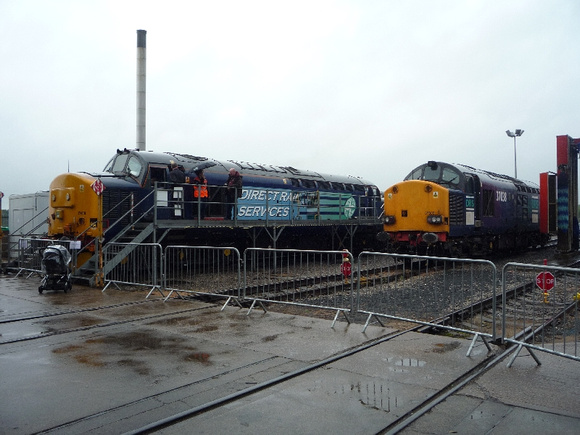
[89, 150, 382, 238]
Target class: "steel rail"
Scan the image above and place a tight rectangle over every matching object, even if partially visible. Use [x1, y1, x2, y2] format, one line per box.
[379, 299, 577, 434]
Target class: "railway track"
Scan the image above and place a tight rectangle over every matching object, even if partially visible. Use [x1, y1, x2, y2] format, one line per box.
[0, 301, 210, 346]
[380, 300, 576, 434]
[33, 294, 572, 435]
[126, 278, 580, 432]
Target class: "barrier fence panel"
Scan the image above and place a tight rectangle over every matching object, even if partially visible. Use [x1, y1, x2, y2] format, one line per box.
[15, 238, 77, 277]
[243, 248, 354, 325]
[164, 245, 241, 302]
[502, 262, 580, 363]
[102, 242, 163, 297]
[357, 253, 498, 342]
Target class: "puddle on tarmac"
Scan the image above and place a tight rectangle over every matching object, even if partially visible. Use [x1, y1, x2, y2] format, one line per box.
[51, 328, 213, 375]
[430, 341, 461, 353]
[382, 356, 428, 373]
[38, 315, 103, 333]
[117, 358, 150, 375]
[183, 352, 211, 363]
[109, 303, 174, 317]
[42, 288, 144, 307]
[354, 381, 400, 412]
[392, 357, 426, 367]
[148, 312, 256, 335]
[148, 315, 219, 333]
[150, 316, 191, 326]
[309, 379, 401, 413]
[52, 344, 106, 367]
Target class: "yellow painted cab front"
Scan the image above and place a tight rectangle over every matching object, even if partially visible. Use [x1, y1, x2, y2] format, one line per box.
[383, 180, 450, 242]
[48, 172, 100, 239]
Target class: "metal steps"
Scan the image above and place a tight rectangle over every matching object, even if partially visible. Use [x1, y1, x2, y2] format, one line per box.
[73, 222, 155, 286]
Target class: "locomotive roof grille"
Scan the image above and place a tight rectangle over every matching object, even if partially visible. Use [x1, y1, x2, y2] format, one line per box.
[455, 162, 539, 189]
[228, 160, 287, 173]
[166, 152, 209, 163]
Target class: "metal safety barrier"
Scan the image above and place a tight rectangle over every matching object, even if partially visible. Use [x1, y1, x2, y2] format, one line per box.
[243, 248, 354, 326]
[502, 262, 580, 365]
[356, 252, 498, 353]
[16, 236, 578, 366]
[14, 238, 77, 277]
[164, 245, 242, 303]
[102, 242, 163, 298]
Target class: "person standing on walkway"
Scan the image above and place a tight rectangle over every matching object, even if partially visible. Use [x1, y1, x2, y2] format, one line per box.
[168, 161, 185, 183]
[193, 169, 209, 219]
[168, 161, 185, 218]
[225, 168, 242, 220]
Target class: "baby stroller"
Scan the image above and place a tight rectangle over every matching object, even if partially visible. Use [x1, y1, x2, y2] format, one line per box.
[39, 245, 72, 294]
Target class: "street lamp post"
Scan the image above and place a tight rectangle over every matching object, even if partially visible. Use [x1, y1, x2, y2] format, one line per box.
[506, 129, 524, 178]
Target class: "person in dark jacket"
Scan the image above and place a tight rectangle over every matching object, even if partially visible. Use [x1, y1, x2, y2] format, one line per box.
[225, 168, 242, 220]
[168, 161, 185, 183]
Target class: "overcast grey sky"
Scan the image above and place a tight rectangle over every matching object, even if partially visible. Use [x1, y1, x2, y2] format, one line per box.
[1, 0, 579, 208]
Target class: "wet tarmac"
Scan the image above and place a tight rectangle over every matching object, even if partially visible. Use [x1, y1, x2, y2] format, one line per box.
[1, 274, 579, 434]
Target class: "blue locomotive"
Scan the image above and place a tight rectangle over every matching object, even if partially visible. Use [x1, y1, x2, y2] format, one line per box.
[381, 161, 549, 255]
[48, 149, 383, 263]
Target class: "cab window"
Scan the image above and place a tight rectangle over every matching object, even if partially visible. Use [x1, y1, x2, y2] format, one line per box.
[104, 154, 129, 174]
[423, 165, 440, 182]
[441, 167, 460, 186]
[406, 167, 424, 180]
[127, 156, 143, 178]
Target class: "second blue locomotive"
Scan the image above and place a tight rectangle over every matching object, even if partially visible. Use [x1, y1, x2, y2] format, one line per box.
[381, 161, 549, 255]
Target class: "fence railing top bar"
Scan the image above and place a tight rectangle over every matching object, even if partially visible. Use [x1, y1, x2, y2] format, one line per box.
[502, 261, 580, 274]
[164, 245, 242, 259]
[245, 247, 353, 256]
[105, 242, 162, 247]
[358, 251, 497, 267]
[18, 237, 61, 243]
[165, 245, 240, 251]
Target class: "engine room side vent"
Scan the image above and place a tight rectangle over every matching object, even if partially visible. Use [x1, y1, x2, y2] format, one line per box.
[449, 193, 465, 226]
[102, 190, 133, 226]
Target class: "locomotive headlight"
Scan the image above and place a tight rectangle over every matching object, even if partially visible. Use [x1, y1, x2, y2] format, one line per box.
[427, 214, 443, 225]
[383, 215, 396, 225]
[55, 209, 64, 220]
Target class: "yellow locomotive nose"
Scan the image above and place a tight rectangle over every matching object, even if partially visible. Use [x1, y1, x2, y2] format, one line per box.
[48, 173, 99, 238]
[383, 180, 450, 234]
[51, 187, 75, 218]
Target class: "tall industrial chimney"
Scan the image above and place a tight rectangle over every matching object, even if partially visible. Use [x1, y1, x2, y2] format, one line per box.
[136, 30, 147, 151]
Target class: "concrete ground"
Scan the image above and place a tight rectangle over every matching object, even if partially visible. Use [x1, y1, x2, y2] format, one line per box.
[0, 274, 579, 434]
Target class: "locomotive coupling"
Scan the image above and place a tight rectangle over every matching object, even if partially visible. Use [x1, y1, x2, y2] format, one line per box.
[422, 232, 439, 244]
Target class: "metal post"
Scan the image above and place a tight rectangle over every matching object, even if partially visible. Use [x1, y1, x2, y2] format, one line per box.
[513, 135, 517, 179]
[506, 129, 524, 179]
[137, 30, 147, 151]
